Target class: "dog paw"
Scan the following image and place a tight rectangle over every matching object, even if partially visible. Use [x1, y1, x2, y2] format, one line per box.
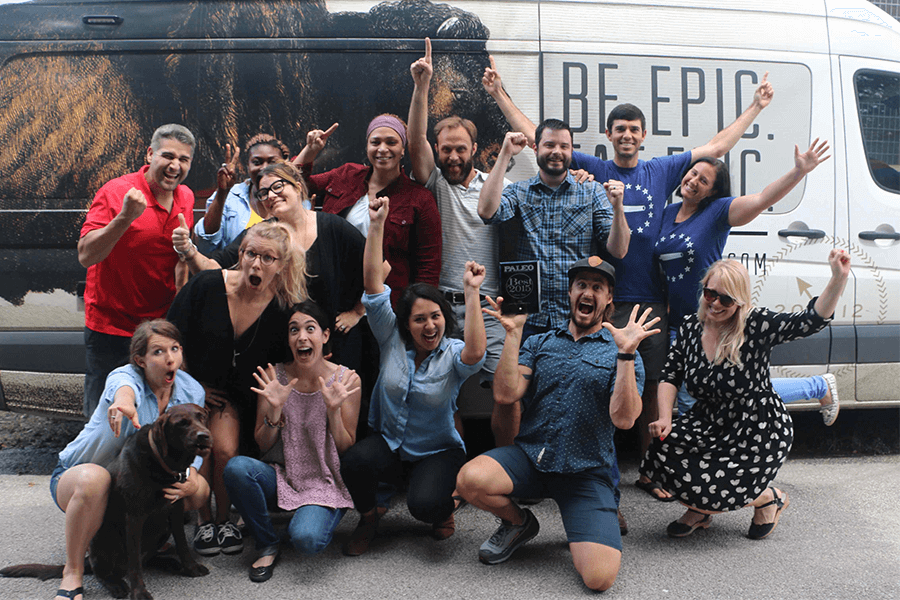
[129, 587, 153, 600]
[180, 562, 209, 577]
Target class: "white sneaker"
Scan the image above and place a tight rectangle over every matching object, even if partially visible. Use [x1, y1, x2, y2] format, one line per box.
[819, 373, 840, 426]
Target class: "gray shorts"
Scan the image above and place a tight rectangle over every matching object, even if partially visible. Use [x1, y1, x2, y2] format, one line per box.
[448, 295, 504, 381]
[612, 301, 667, 381]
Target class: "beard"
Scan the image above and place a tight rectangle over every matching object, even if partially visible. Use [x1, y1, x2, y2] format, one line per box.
[537, 152, 570, 177]
[439, 156, 475, 185]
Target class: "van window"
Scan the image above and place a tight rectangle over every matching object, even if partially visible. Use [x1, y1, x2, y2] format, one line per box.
[855, 69, 900, 193]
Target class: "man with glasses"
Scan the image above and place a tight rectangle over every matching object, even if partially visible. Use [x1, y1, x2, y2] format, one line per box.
[77, 124, 196, 417]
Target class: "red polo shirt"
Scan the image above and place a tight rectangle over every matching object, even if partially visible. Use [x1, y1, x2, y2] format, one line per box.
[81, 166, 194, 337]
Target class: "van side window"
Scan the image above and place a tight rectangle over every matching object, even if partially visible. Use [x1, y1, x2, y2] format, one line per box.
[855, 69, 900, 193]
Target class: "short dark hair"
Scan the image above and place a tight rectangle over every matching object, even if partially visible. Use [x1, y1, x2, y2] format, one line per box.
[285, 300, 333, 359]
[606, 104, 646, 133]
[534, 118, 572, 146]
[395, 283, 458, 346]
[675, 157, 732, 211]
[131, 319, 182, 370]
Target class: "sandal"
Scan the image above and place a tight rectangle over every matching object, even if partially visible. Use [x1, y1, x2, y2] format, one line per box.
[666, 509, 712, 538]
[55, 588, 84, 600]
[748, 487, 789, 540]
[635, 478, 677, 502]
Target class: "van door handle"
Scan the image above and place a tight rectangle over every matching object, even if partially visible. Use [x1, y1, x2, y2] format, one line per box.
[859, 230, 900, 241]
[82, 15, 123, 25]
[777, 229, 826, 239]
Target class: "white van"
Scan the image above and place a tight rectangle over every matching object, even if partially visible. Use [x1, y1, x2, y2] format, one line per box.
[0, 0, 897, 418]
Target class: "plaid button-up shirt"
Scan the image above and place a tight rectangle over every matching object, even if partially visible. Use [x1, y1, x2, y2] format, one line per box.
[484, 172, 613, 328]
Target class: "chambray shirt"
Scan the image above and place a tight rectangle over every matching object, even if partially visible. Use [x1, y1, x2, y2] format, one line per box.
[194, 181, 257, 255]
[58, 365, 206, 472]
[482, 172, 613, 328]
[516, 325, 644, 474]
[363, 286, 485, 460]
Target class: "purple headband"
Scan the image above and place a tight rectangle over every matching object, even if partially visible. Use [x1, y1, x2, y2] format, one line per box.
[366, 115, 407, 147]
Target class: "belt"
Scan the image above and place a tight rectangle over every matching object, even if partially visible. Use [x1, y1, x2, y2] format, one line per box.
[442, 290, 486, 304]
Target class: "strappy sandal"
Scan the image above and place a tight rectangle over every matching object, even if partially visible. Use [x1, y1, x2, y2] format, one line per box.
[666, 509, 712, 538]
[748, 487, 790, 540]
[55, 588, 84, 600]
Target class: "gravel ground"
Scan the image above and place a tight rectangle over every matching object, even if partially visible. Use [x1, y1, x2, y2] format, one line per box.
[0, 407, 897, 475]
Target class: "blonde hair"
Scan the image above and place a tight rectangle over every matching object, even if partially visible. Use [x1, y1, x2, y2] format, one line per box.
[236, 221, 308, 309]
[697, 259, 752, 367]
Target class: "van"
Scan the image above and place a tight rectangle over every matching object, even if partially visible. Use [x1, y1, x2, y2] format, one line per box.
[0, 0, 897, 420]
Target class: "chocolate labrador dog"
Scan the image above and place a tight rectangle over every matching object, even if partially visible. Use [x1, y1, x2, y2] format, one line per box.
[2, 403, 212, 600]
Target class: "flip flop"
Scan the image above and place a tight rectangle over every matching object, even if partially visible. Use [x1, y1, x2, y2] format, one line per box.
[635, 479, 677, 502]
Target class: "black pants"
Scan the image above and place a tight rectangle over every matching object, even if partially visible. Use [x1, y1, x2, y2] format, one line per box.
[340, 434, 465, 524]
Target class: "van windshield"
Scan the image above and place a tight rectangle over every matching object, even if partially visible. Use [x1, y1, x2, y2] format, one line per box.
[855, 69, 900, 193]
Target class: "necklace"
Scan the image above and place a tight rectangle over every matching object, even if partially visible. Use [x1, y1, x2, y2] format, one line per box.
[233, 314, 262, 368]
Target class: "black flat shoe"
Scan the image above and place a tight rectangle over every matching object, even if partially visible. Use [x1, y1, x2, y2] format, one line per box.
[666, 509, 712, 538]
[249, 548, 279, 583]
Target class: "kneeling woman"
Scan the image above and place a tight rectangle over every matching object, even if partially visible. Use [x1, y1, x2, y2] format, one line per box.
[50, 320, 208, 600]
[640, 249, 850, 539]
[340, 195, 486, 555]
[223, 301, 361, 582]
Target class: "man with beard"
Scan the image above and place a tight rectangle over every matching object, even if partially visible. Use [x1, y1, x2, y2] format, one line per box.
[455, 256, 659, 591]
[483, 63, 774, 499]
[478, 122, 629, 339]
[407, 38, 508, 393]
[77, 124, 195, 416]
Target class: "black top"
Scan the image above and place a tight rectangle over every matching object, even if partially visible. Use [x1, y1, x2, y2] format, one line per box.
[167, 269, 290, 420]
[210, 212, 365, 326]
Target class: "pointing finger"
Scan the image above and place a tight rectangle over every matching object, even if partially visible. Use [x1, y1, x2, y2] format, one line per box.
[323, 122, 339, 138]
[425, 37, 431, 62]
[488, 55, 496, 70]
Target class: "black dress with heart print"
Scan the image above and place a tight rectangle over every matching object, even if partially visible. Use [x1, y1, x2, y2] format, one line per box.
[639, 298, 830, 511]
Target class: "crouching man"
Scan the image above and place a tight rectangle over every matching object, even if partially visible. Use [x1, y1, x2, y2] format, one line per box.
[455, 256, 659, 591]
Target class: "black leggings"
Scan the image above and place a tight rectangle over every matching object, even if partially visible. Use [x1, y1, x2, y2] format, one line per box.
[340, 434, 465, 524]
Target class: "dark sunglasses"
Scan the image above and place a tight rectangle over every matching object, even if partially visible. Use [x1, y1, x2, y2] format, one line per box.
[702, 287, 737, 308]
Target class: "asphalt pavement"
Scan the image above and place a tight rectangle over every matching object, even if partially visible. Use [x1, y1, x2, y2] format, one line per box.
[1, 455, 897, 600]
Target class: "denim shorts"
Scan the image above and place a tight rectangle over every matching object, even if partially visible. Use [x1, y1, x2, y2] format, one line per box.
[483, 445, 622, 551]
[49, 462, 67, 511]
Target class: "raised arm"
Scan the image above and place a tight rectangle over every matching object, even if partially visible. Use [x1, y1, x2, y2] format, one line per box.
[728, 139, 830, 227]
[78, 187, 147, 267]
[601, 180, 630, 259]
[292, 123, 339, 170]
[172, 214, 222, 274]
[691, 72, 773, 161]
[478, 132, 527, 220]
[201, 143, 240, 236]
[363, 196, 390, 295]
[460, 261, 488, 366]
[482, 297, 531, 403]
[482, 55, 537, 146]
[408, 37, 436, 183]
[602, 305, 661, 429]
[813, 248, 850, 319]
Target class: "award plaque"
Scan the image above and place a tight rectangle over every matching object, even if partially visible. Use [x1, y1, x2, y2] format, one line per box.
[499, 260, 540, 315]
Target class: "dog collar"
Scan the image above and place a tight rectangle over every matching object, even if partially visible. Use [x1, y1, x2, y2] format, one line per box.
[148, 427, 191, 484]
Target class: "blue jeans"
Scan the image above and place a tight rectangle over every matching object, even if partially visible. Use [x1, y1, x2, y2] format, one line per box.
[668, 329, 829, 414]
[224, 456, 346, 554]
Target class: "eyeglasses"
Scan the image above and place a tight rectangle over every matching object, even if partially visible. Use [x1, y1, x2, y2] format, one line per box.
[256, 179, 289, 201]
[702, 287, 737, 308]
[242, 249, 279, 266]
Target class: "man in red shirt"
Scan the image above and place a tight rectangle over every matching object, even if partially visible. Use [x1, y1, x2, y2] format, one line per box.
[77, 124, 196, 416]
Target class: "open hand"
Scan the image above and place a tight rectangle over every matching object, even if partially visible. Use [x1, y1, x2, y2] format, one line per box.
[250, 364, 296, 411]
[482, 296, 528, 332]
[602, 305, 660, 354]
[320, 368, 360, 412]
[794, 138, 831, 174]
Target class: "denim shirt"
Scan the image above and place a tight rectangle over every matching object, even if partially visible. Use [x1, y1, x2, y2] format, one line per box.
[194, 180, 257, 255]
[516, 325, 644, 474]
[362, 286, 485, 460]
[58, 365, 206, 472]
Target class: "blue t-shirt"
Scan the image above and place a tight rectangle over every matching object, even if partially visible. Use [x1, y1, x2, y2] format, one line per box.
[59, 365, 206, 472]
[654, 196, 733, 329]
[571, 151, 693, 303]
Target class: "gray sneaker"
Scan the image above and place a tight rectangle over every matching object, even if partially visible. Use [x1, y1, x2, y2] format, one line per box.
[217, 520, 244, 555]
[478, 508, 539, 565]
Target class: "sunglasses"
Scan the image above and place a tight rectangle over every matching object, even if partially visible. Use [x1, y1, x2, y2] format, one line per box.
[702, 287, 737, 308]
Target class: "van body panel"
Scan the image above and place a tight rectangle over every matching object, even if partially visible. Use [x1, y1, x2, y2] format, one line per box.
[0, 0, 897, 418]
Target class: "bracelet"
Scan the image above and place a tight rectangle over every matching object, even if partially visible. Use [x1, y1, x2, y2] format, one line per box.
[264, 414, 285, 429]
[175, 241, 197, 261]
[616, 352, 635, 361]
